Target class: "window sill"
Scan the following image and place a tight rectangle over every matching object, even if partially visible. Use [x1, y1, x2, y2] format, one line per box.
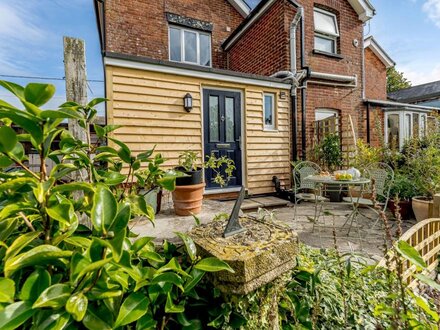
[313, 50, 344, 60]
[263, 128, 279, 132]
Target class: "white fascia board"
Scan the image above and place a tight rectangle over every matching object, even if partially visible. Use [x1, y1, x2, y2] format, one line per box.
[364, 36, 395, 69]
[227, 0, 250, 17]
[104, 57, 291, 90]
[224, 0, 276, 51]
[347, 0, 376, 22]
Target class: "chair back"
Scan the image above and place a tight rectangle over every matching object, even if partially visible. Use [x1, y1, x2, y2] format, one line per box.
[293, 161, 321, 192]
[365, 162, 394, 199]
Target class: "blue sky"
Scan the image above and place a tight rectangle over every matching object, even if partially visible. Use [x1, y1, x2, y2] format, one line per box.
[0, 0, 439, 109]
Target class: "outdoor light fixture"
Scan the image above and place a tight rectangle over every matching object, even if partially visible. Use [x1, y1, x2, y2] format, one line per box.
[183, 93, 193, 112]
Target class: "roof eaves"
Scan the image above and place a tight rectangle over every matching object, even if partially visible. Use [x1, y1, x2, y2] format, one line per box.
[223, 0, 274, 51]
[365, 98, 440, 111]
[364, 36, 395, 69]
[347, 0, 376, 22]
[227, 0, 251, 17]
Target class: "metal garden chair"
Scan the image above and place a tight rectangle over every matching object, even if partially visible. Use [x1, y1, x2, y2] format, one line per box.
[342, 162, 394, 234]
[293, 161, 328, 220]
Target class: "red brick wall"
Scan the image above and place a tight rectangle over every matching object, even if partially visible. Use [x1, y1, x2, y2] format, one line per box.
[227, 0, 294, 75]
[104, 0, 243, 69]
[227, 0, 367, 158]
[365, 48, 387, 100]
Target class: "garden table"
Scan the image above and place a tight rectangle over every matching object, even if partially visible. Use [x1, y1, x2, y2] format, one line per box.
[304, 175, 371, 236]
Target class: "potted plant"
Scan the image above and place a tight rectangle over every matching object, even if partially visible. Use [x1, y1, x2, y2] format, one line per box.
[135, 152, 179, 214]
[404, 138, 440, 221]
[388, 173, 418, 220]
[313, 134, 343, 202]
[172, 151, 235, 216]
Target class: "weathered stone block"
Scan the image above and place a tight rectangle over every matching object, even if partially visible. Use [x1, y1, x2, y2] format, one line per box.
[189, 216, 298, 294]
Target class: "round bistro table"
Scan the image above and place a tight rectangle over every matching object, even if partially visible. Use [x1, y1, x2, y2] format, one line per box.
[304, 175, 371, 236]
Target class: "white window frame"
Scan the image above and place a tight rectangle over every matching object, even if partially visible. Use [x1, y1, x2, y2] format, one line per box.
[263, 93, 276, 130]
[168, 25, 212, 67]
[313, 8, 339, 54]
[384, 109, 429, 149]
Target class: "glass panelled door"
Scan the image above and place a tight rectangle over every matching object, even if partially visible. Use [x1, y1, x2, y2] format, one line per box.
[203, 89, 242, 189]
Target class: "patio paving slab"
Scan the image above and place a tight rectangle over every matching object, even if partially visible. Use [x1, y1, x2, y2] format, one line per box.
[131, 195, 416, 260]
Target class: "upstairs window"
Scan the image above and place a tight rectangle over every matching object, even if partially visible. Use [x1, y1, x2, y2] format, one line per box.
[314, 8, 339, 54]
[169, 26, 211, 67]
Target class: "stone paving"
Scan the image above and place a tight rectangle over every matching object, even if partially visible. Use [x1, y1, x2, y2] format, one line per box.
[131, 193, 416, 260]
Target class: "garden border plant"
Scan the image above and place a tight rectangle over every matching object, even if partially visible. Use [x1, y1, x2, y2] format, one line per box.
[0, 80, 234, 329]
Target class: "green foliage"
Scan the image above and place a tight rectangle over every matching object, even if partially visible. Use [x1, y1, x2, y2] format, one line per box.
[177, 151, 236, 187]
[0, 81, 233, 329]
[400, 134, 440, 198]
[389, 173, 419, 200]
[204, 153, 236, 187]
[313, 134, 342, 171]
[178, 151, 200, 172]
[387, 67, 412, 93]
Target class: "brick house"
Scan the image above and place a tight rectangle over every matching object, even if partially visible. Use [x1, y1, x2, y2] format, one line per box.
[94, 0, 436, 195]
[363, 36, 439, 149]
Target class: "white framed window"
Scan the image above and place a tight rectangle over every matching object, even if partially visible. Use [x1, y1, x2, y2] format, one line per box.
[169, 26, 211, 67]
[315, 109, 339, 143]
[263, 93, 276, 130]
[385, 110, 428, 149]
[314, 8, 339, 54]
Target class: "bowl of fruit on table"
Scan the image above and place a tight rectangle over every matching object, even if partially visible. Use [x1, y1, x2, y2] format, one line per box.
[334, 172, 353, 181]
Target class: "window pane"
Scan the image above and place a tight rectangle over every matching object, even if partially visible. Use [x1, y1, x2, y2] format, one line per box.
[184, 31, 197, 63]
[264, 95, 274, 127]
[404, 114, 411, 140]
[314, 10, 338, 35]
[387, 114, 400, 149]
[314, 36, 335, 53]
[209, 96, 219, 142]
[200, 34, 211, 66]
[413, 113, 419, 137]
[421, 115, 426, 136]
[170, 28, 181, 61]
[225, 97, 235, 142]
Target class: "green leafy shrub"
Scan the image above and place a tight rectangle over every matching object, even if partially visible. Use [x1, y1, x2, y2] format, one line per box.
[312, 134, 342, 171]
[0, 81, 233, 329]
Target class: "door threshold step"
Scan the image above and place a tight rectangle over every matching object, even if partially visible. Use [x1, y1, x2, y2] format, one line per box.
[241, 196, 288, 211]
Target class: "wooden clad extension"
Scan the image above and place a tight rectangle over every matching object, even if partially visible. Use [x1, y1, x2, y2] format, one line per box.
[106, 65, 291, 195]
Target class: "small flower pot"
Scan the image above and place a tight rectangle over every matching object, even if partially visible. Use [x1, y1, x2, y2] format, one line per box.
[388, 199, 413, 220]
[412, 196, 433, 222]
[172, 182, 205, 216]
[175, 167, 203, 186]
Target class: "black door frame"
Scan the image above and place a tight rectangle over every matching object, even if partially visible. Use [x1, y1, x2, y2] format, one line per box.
[202, 88, 243, 189]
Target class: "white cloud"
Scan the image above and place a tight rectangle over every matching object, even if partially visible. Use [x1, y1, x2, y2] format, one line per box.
[399, 63, 440, 85]
[423, 0, 440, 28]
[0, 1, 49, 75]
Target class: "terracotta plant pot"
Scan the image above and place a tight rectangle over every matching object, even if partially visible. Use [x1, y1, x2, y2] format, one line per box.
[172, 182, 205, 216]
[412, 196, 433, 222]
[388, 199, 413, 220]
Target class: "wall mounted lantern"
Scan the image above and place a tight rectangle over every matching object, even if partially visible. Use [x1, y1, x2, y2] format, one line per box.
[183, 93, 193, 112]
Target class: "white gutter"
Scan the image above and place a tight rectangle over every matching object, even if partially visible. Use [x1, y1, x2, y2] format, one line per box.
[310, 71, 357, 83]
[104, 57, 291, 90]
[290, 10, 302, 75]
[366, 99, 440, 111]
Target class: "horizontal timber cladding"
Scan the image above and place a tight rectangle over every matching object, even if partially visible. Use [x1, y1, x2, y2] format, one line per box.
[106, 65, 291, 195]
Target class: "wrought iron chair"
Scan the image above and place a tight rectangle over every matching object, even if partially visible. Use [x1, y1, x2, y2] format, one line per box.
[342, 162, 394, 233]
[293, 161, 328, 220]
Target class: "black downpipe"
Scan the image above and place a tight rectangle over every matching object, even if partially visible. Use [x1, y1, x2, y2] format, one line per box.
[366, 102, 371, 144]
[292, 93, 297, 161]
[288, 1, 308, 161]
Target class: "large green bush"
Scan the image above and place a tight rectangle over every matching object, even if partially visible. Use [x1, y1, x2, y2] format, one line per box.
[0, 81, 233, 329]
